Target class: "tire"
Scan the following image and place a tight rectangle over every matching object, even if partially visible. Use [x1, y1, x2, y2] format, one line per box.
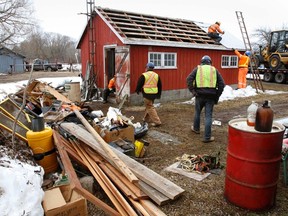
[274, 72, 286, 83]
[253, 55, 262, 68]
[47, 67, 52, 72]
[269, 55, 283, 70]
[263, 72, 275, 82]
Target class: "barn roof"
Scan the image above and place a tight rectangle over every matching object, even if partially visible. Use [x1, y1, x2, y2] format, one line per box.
[95, 7, 227, 50]
[0, 46, 25, 58]
[77, 7, 244, 50]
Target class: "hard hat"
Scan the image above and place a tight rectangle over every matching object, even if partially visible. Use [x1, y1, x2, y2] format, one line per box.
[245, 51, 251, 56]
[146, 62, 155, 69]
[201, 55, 212, 64]
[216, 21, 221, 25]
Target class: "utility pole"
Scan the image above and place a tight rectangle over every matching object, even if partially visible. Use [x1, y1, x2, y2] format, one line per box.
[84, 0, 98, 100]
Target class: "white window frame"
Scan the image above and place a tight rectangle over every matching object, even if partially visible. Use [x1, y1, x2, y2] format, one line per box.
[148, 52, 177, 69]
[221, 55, 238, 68]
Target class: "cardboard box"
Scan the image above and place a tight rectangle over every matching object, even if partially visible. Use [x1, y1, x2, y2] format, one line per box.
[43, 184, 87, 216]
[94, 125, 135, 143]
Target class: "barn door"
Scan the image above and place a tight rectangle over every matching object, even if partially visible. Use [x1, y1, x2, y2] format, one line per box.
[114, 46, 130, 103]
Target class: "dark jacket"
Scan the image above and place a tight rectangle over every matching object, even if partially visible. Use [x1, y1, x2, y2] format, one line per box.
[186, 63, 225, 102]
[135, 70, 162, 100]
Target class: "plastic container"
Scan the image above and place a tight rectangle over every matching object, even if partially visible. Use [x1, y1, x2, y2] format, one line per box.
[247, 101, 258, 126]
[134, 140, 144, 157]
[255, 100, 274, 132]
[26, 127, 58, 174]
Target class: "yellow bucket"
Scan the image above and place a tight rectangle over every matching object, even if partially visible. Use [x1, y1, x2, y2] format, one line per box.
[134, 140, 144, 157]
[26, 127, 58, 174]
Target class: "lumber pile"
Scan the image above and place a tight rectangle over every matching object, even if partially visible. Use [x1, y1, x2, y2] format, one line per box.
[54, 120, 184, 215]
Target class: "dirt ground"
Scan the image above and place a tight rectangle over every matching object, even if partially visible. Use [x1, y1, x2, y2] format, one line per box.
[1, 71, 288, 215]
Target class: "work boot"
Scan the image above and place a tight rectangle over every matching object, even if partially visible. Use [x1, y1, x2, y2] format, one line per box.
[150, 123, 161, 127]
[202, 137, 215, 143]
[191, 126, 200, 134]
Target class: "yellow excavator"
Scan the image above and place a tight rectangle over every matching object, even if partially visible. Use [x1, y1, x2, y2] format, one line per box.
[254, 30, 288, 70]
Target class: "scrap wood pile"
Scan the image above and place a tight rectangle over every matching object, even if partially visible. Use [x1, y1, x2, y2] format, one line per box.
[0, 79, 185, 215]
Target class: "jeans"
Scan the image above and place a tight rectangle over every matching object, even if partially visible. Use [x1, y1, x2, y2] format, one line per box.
[207, 32, 222, 42]
[193, 96, 215, 140]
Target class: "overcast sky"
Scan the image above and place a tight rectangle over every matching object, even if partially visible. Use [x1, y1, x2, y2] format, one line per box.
[32, 0, 287, 41]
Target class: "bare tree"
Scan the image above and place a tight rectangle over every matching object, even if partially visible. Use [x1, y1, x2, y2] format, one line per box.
[14, 30, 78, 64]
[251, 24, 288, 51]
[0, 0, 35, 46]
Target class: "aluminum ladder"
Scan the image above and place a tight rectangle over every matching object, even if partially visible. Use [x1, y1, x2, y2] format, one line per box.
[235, 11, 264, 92]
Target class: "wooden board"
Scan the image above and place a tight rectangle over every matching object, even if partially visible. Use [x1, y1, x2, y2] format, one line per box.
[60, 122, 185, 201]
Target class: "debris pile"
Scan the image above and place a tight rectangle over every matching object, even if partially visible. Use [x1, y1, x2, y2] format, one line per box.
[0, 79, 185, 215]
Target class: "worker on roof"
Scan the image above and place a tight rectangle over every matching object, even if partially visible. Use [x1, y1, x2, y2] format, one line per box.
[103, 75, 116, 103]
[233, 48, 251, 89]
[135, 62, 162, 127]
[208, 21, 225, 43]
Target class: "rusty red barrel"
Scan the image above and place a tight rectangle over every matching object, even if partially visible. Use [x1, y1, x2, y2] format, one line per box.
[224, 118, 285, 211]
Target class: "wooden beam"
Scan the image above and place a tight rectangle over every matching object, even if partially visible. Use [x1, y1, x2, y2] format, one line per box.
[140, 199, 167, 216]
[60, 122, 185, 201]
[52, 130, 120, 216]
[83, 145, 148, 200]
[73, 109, 138, 183]
[70, 138, 137, 216]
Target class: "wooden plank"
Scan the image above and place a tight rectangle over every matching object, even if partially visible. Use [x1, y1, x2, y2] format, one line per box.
[73, 109, 138, 183]
[37, 82, 72, 103]
[83, 145, 148, 200]
[136, 181, 170, 206]
[140, 199, 167, 216]
[60, 122, 185, 201]
[70, 138, 137, 216]
[52, 130, 120, 216]
[128, 198, 151, 216]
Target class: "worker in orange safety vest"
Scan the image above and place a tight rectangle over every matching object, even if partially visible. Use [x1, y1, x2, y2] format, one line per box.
[103, 75, 116, 103]
[208, 21, 225, 43]
[233, 48, 251, 89]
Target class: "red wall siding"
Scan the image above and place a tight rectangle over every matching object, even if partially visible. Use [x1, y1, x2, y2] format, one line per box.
[79, 16, 124, 89]
[130, 46, 238, 92]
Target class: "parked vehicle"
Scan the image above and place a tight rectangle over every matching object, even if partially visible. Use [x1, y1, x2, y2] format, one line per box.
[257, 68, 288, 84]
[25, 58, 63, 72]
[254, 30, 288, 70]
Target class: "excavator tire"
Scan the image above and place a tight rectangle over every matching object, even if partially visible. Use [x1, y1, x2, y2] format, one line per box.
[269, 55, 283, 70]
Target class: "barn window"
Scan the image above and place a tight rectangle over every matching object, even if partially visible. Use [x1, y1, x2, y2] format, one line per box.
[221, 55, 238, 68]
[149, 52, 177, 69]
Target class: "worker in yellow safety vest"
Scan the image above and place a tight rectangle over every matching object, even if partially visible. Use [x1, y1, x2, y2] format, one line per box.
[186, 55, 225, 143]
[136, 62, 162, 127]
[233, 48, 251, 89]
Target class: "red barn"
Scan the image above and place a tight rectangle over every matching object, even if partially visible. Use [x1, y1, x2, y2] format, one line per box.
[77, 7, 243, 105]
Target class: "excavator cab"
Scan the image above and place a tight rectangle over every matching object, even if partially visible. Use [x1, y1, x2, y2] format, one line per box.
[255, 30, 288, 70]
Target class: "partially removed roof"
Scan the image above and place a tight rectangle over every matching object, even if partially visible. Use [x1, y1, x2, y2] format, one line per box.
[95, 6, 227, 49]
